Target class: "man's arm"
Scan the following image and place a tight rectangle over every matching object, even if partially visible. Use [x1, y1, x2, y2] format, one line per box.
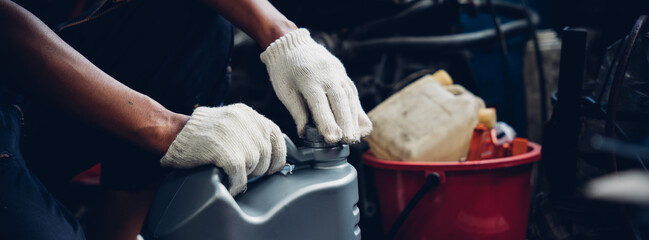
[0, 0, 188, 155]
[200, 0, 373, 144]
[199, 0, 297, 48]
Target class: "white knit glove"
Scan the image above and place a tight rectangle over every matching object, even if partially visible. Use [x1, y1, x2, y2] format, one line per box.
[160, 104, 286, 196]
[260, 28, 372, 144]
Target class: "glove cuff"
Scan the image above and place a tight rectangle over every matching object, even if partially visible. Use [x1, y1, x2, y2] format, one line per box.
[160, 107, 214, 167]
[260, 28, 316, 66]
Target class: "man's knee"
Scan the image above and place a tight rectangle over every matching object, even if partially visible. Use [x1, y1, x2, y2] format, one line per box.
[0, 153, 86, 240]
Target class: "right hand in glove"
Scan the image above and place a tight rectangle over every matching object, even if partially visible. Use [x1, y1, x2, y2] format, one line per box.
[260, 29, 372, 144]
[160, 104, 286, 196]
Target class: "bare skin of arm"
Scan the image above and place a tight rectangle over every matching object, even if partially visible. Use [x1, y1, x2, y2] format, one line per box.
[0, 2, 189, 239]
[0, 0, 298, 170]
[199, 0, 298, 48]
[0, 1, 299, 240]
[0, 0, 189, 155]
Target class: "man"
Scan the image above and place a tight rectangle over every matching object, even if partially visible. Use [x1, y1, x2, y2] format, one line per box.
[0, 0, 372, 239]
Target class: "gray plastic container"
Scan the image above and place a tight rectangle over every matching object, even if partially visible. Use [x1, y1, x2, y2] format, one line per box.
[143, 126, 361, 240]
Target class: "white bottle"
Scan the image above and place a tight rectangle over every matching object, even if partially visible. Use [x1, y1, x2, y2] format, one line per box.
[365, 70, 485, 162]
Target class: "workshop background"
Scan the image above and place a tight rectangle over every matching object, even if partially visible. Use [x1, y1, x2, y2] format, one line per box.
[221, 0, 649, 239]
[10, 0, 649, 239]
[225, 0, 645, 238]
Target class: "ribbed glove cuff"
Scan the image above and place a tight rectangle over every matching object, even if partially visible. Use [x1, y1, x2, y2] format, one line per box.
[160, 107, 213, 167]
[260, 28, 316, 66]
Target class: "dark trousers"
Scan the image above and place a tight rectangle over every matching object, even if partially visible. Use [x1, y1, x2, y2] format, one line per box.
[0, 106, 85, 240]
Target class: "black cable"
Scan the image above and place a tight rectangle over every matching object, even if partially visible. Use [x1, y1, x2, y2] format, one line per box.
[605, 15, 647, 171]
[386, 173, 440, 240]
[520, 0, 549, 124]
[596, 42, 625, 104]
[343, 1, 540, 55]
[602, 15, 647, 240]
[486, 0, 513, 124]
[390, 68, 437, 94]
[348, 0, 436, 40]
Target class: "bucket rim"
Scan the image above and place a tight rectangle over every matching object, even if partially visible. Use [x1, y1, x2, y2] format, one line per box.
[363, 142, 541, 172]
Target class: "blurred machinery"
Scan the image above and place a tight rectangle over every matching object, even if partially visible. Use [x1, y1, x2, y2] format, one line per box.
[8, 0, 649, 239]
[226, 0, 543, 141]
[523, 29, 561, 142]
[224, 0, 543, 239]
[225, 0, 649, 239]
[532, 15, 649, 240]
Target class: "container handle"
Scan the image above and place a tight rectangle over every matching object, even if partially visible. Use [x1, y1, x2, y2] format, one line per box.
[386, 172, 440, 240]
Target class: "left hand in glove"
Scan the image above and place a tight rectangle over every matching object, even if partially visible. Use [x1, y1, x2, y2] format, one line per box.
[260, 28, 372, 144]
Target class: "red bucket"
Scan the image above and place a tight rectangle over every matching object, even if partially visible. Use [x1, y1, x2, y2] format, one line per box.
[363, 142, 541, 240]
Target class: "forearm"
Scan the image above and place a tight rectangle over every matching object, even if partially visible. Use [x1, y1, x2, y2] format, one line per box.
[200, 0, 297, 48]
[0, 0, 188, 155]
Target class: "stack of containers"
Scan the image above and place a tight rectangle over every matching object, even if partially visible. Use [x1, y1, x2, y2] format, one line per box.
[363, 70, 541, 239]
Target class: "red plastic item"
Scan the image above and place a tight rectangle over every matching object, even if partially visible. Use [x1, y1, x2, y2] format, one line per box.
[70, 163, 101, 185]
[363, 142, 541, 240]
[512, 138, 529, 156]
[468, 123, 504, 160]
[466, 124, 488, 160]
